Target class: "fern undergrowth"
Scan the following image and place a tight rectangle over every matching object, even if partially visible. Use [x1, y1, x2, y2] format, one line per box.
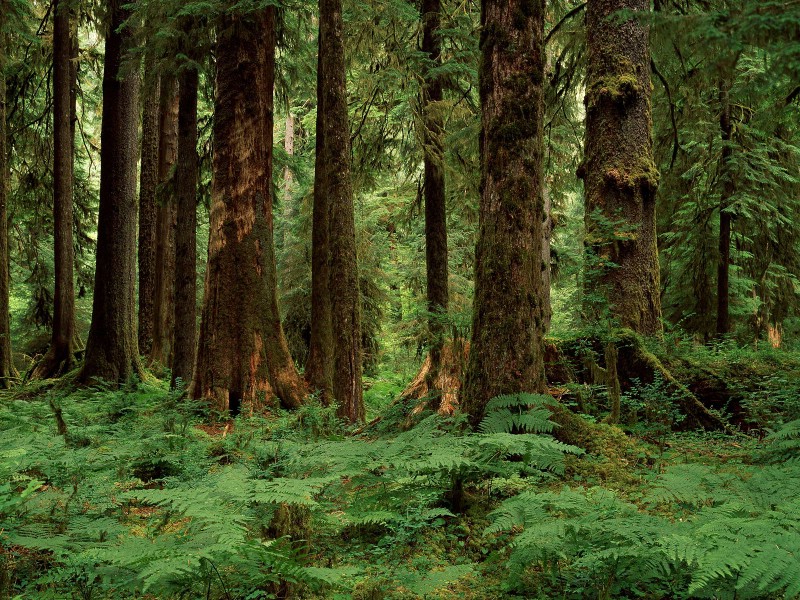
[2, 382, 800, 599]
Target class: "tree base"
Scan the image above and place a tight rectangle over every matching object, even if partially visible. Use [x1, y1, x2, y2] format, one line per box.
[398, 330, 735, 435]
[397, 340, 469, 425]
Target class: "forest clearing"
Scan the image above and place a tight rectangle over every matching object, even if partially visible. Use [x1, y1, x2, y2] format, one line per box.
[1, 0, 800, 598]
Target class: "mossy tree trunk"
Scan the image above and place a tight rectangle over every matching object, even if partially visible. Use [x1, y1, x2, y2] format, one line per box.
[78, 0, 142, 384]
[32, 0, 77, 379]
[460, 0, 547, 427]
[0, 1, 16, 388]
[421, 0, 449, 385]
[313, 0, 364, 422]
[138, 65, 160, 357]
[190, 7, 306, 413]
[579, 0, 662, 336]
[149, 76, 179, 369]
[172, 60, 199, 389]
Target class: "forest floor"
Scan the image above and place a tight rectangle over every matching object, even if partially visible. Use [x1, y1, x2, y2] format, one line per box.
[1, 342, 800, 599]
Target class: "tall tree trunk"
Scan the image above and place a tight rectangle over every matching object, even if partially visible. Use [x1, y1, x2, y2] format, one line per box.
[32, 0, 76, 378]
[280, 109, 295, 248]
[190, 8, 306, 412]
[172, 64, 198, 388]
[0, 0, 16, 388]
[138, 66, 160, 357]
[306, 49, 334, 403]
[716, 77, 733, 337]
[460, 0, 547, 427]
[421, 0, 449, 381]
[149, 76, 179, 369]
[319, 0, 364, 422]
[580, 0, 662, 336]
[542, 187, 553, 333]
[78, 0, 142, 384]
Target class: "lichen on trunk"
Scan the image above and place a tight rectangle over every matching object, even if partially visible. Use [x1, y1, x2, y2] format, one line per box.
[580, 0, 662, 336]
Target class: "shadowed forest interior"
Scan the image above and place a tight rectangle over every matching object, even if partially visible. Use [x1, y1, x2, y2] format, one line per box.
[1, 0, 800, 598]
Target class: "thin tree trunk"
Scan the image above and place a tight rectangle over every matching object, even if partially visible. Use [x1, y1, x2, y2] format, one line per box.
[190, 8, 306, 412]
[32, 0, 77, 378]
[716, 77, 733, 337]
[319, 0, 364, 422]
[460, 0, 547, 427]
[78, 0, 142, 384]
[281, 109, 295, 249]
[542, 186, 553, 333]
[172, 64, 198, 388]
[0, 0, 16, 388]
[421, 0, 449, 382]
[149, 76, 179, 369]
[138, 67, 160, 357]
[580, 0, 662, 336]
[306, 48, 334, 403]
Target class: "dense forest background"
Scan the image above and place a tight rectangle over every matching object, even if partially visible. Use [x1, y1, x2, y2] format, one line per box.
[1, 0, 799, 598]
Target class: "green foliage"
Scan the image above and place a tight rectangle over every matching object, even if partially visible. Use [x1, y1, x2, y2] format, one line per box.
[488, 434, 800, 599]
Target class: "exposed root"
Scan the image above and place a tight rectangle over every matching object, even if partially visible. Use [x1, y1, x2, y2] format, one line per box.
[397, 339, 468, 426]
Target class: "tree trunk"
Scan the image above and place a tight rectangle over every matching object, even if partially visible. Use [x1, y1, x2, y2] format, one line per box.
[460, 0, 547, 427]
[306, 48, 334, 403]
[280, 109, 295, 249]
[716, 77, 733, 337]
[580, 0, 662, 336]
[78, 0, 142, 384]
[319, 0, 364, 422]
[421, 0, 449, 381]
[31, 0, 77, 379]
[137, 66, 160, 357]
[149, 76, 179, 369]
[172, 63, 198, 389]
[190, 7, 306, 413]
[0, 1, 16, 388]
[542, 186, 553, 333]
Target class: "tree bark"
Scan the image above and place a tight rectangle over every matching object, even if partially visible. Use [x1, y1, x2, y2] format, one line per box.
[0, 0, 16, 388]
[460, 0, 547, 427]
[137, 66, 160, 357]
[319, 0, 364, 422]
[78, 0, 142, 384]
[421, 0, 449, 380]
[716, 77, 733, 337]
[190, 7, 306, 412]
[149, 76, 179, 369]
[172, 64, 198, 388]
[580, 0, 662, 336]
[306, 47, 334, 403]
[31, 0, 77, 378]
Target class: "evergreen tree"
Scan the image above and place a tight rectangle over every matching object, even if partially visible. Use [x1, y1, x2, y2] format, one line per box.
[172, 55, 199, 389]
[580, 0, 662, 336]
[421, 0, 449, 381]
[310, 0, 364, 421]
[461, 0, 547, 426]
[0, 0, 16, 388]
[190, 6, 306, 412]
[79, 0, 143, 384]
[149, 75, 179, 369]
[138, 62, 160, 357]
[32, 0, 77, 378]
